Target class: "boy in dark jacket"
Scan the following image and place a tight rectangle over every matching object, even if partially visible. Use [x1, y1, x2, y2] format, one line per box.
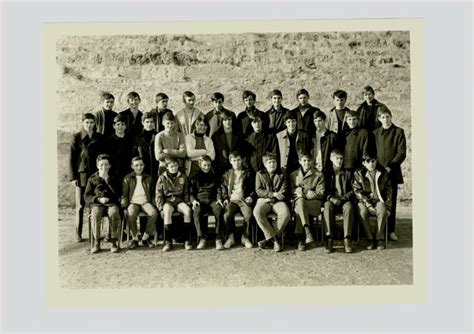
[190, 155, 225, 250]
[237, 90, 268, 138]
[95, 92, 117, 137]
[357, 85, 390, 131]
[312, 110, 340, 172]
[108, 114, 134, 180]
[353, 154, 392, 250]
[221, 151, 255, 249]
[69, 113, 106, 242]
[133, 112, 158, 182]
[254, 152, 290, 252]
[290, 88, 322, 136]
[246, 111, 277, 173]
[119, 91, 143, 138]
[205, 92, 237, 138]
[121, 156, 158, 249]
[265, 89, 289, 135]
[84, 154, 122, 253]
[342, 110, 372, 172]
[373, 106, 407, 241]
[149, 92, 174, 133]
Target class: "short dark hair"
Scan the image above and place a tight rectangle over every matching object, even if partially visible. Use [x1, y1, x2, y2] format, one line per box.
[250, 111, 264, 122]
[131, 156, 144, 164]
[298, 152, 313, 160]
[211, 92, 224, 102]
[127, 91, 141, 101]
[100, 92, 114, 101]
[270, 89, 282, 98]
[113, 114, 127, 124]
[284, 112, 297, 122]
[155, 93, 169, 103]
[82, 113, 95, 121]
[262, 152, 277, 163]
[377, 105, 392, 117]
[142, 111, 155, 121]
[313, 110, 327, 120]
[199, 155, 212, 164]
[195, 114, 209, 127]
[229, 151, 242, 159]
[162, 112, 175, 122]
[346, 110, 358, 118]
[363, 86, 375, 95]
[296, 89, 309, 98]
[242, 90, 256, 100]
[165, 157, 179, 166]
[221, 110, 234, 120]
[333, 90, 347, 99]
[330, 149, 344, 157]
[362, 153, 377, 161]
[183, 91, 195, 102]
[96, 154, 111, 164]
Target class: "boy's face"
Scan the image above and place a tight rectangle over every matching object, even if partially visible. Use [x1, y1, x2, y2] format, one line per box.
[102, 98, 114, 111]
[334, 96, 346, 109]
[212, 99, 224, 111]
[346, 116, 358, 129]
[83, 118, 95, 132]
[128, 96, 140, 109]
[251, 118, 263, 133]
[362, 158, 377, 171]
[243, 96, 255, 108]
[330, 154, 344, 169]
[313, 117, 326, 132]
[378, 113, 392, 128]
[364, 91, 375, 104]
[264, 158, 278, 173]
[285, 119, 297, 133]
[143, 118, 155, 131]
[271, 95, 282, 108]
[222, 117, 232, 130]
[184, 96, 195, 108]
[297, 94, 309, 106]
[113, 121, 127, 135]
[131, 159, 145, 175]
[299, 156, 312, 172]
[195, 121, 207, 134]
[200, 160, 212, 173]
[229, 156, 242, 170]
[166, 162, 179, 174]
[157, 98, 168, 110]
[97, 159, 111, 174]
[163, 120, 174, 132]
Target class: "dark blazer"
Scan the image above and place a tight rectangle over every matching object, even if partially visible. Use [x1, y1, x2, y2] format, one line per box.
[84, 172, 121, 206]
[120, 172, 155, 207]
[133, 130, 158, 180]
[237, 107, 267, 138]
[246, 131, 278, 173]
[149, 107, 174, 132]
[68, 130, 106, 182]
[107, 134, 134, 179]
[357, 99, 389, 131]
[205, 107, 237, 137]
[324, 168, 354, 203]
[220, 168, 256, 202]
[211, 129, 247, 176]
[255, 169, 288, 200]
[373, 124, 407, 184]
[119, 109, 143, 138]
[290, 104, 322, 136]
[342, 127, 372, 170]
[312, 129, 340, 172]
[352, 166, 392, 212]
[265, 105, 290, 135]
[95, 109, 117, 137]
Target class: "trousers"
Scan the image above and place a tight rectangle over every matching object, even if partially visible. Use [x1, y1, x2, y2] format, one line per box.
[253, 198, 290, 240]
[126, 203, 158, 238]
[358, 201, 389, 241]
[323, 201, 355, 239]
[223, 201, 252, 237]
[293, 198, 323, 235]
[193, 201, 224, 240]
[90, 204, 120, 241]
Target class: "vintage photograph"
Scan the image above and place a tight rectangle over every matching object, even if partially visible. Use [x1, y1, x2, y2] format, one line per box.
[54, 23, 413, 290]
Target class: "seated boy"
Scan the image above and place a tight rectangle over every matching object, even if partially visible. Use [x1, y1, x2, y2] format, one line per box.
[254, 152, 290, 252]
[108, 114, 133, 179]
[220, 151, 255, 249]
[69, 113, 106, 242]
[246, 111, 277, 173]
[342, 110, 372, 172]
[155, 112, 187, 174]
[121, 156, 158, 249]
[95, 92, 117, 137]
[149, 92, 174, 133]
[323, 149, 356, 253]
[155, 157, 193, 252]
[352, 153, 392, 250]
[175, 91, 204, 136]
[133, 112, 158, 181]
[237, 90, 267, 138]
[290, 153, 325, 251]
[119, 91, 144, 138]
[265, 89, 290, 135]
[84, 154, 122, 253]
[206, 92, 237, 138]
[190, 155, 225, 250]
[290, 88, 322, 136]
[185, 115, 215, 178]
[312, 110, 339, 172]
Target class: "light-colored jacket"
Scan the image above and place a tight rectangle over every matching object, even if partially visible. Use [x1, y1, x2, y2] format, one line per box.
[175, 107, 204, 136]
[276, 130, 311, 169]
[184, 133, 215, 176]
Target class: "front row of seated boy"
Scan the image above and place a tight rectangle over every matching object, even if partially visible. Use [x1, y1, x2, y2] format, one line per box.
[85, 147, 391, 254]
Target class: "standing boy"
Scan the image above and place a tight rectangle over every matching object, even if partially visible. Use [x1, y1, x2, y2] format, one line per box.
[69, 113, 106, 242]
[133, 112, 158, 181]
[237, 90, 267, 138]
[108, 114, 134, 180]
[265, 89, 289, 135]
[175, 91, 204, 136]
[95, 92, 117, 137]
[206, 92, 237, 138]
[220, 151, 255, 249]
[342, 110, 371, 172]
[185, 115, 215, 178]
[84, 154, 122, 253]
[254, 152, 290, 252]
[119, 91, 143, 138]
[246, 111, 277, 173]
[149, 92, 173, 133]
[326, 90, 353, 137]
[155, 112, 187, 174]
[373, 107, 407, 241]
[290, 88, 322, 136]
[290, 153, 325, 251]
[312, 110, 339, 172]
[121, 156, 158, 249]
[155, 158, 193, 252]
[323, 149, 356, 253]
[352, 154, 392, 250]
[357, 86, 390, 131]
[190, 156, 225, 250]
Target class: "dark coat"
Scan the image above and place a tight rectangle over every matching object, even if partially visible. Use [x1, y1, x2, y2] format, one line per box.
[149, 107, 174, 132]
[255, 169, 288, 200]
[312, 129, 340, 172]
[205, 107, 237, 138]
[107, 134, 134, 179]
[68, 130, 106, 182]
[119, 109, 143, 138]
[289, 167, 325, 201]
[189, 170, 221, 204]
[324, 168, 354, 203]
[237, 107, 267, 138]
[342, 127, 372, 170]
[290, 104, 322, 136]
[220, 168, 256, 202]
[265, 105, 290, 135]
[357, 99, 388, 131]
[211, 129, 247, 176]
[84, 172, 121, 206]
[133, 130, 158, 180]
[95, 109, 117, 137]
[120, 172, 155, 207]
[373, 124, 407, 184]
[246, 131, 278, 173]
[352, 166, 392, 211]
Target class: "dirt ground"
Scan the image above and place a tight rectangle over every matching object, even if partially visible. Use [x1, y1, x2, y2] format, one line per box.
[58, 204, 413, 288]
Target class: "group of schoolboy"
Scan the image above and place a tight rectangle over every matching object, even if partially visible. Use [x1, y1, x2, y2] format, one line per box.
[69, 86, 407, 254]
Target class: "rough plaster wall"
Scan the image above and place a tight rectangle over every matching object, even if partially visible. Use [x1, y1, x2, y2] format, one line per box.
[56, 31, 411, 206]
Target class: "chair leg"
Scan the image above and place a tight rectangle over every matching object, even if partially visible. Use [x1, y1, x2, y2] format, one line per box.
[119, 215, 125, 249]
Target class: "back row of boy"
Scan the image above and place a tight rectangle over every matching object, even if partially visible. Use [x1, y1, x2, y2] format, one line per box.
[69, 86, 407, 253]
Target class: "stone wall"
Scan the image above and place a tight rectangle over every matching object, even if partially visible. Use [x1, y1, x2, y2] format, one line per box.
[56, 31, 412, 206]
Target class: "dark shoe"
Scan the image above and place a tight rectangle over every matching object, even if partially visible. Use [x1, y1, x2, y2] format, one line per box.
[273, 240, 282, 252]
[128, 240, 138, 250]
[75, 234, 84, 243]
[344, 238, 354, 253]
[376, 240, 386, 250]
[258, 239, 269, 249]
[366, 239, 375, 250]
[142, 238, 154, 248]
[162, 241, 172, 252]
[298, 241, 306, 251]
[325, 239, 334, 253]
